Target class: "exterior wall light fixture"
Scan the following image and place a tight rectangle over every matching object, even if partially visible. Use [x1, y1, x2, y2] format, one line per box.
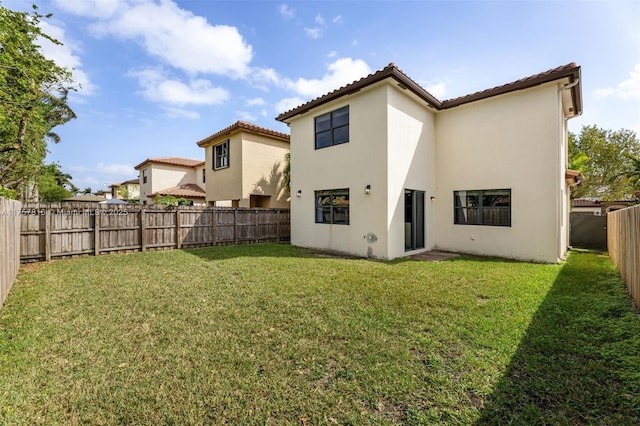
[296, 190, 302, 198]
[364, 185, 371, 195]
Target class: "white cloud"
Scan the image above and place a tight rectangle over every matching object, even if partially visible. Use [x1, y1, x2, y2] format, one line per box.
[68, 162, 137, 190]
[304, 27, 323, 39]
[425, 82, 447, 99]
[129, 68, 229, 105]
[238, 111, 257, 122]
[595, 64, 640, 99]
[327, 51, 337, 58]
[315, 14, 325, 25]
[64, 0, 253, 77]
[286, 57, 371, 98]
[250, 67, 283, 88]
[276, 97, 306, 114]
[333, 15, 343, 24]
[164, 107, 200, 120]
[38, 21, 98, 96]
[52, 0, 123, 19]
[246, 97, 266, 106]
[279, 3, 294, 19]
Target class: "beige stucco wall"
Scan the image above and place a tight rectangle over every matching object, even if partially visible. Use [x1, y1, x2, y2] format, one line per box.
[434, 81, 565, 263]
[139, 164, 197, 205]
[289, 82, 391, 258]
[203, 132, 290, 208]
[386, 85, 437, 259]
[204, 134, 243, 204]
[289, 82, 437, 259]
[242, 134, 290, 208]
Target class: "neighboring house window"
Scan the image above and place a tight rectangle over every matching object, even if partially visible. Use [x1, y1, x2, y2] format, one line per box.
[202, 169, 206, 183]
[315, 189, 349, 225]
[315, 106, 349, 149]
[214, 140, 230, 170]
[142, 169, 148, 184]
[454, 189, 511, 227]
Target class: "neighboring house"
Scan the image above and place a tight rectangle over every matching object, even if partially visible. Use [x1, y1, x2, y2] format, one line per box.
[277, 62, 583, 263]
[146, 183, 206, 206]
[94, 190, 112, 200]
[196, 121, 290, 208]
[109, 178, 140, 201]
[134, 157, 206, 205]
[571, 198, 602, 215]
[572, 198, 636, 215]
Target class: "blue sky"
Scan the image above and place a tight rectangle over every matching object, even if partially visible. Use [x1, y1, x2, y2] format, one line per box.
[4, 0, 640, 191]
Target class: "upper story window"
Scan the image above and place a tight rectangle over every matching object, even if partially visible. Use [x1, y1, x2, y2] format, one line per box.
[315, 106, 349, 149]
[142, 169, 148, 184]
[315, 189, 349, 225]
[214, 139, 230, 170]
[202, 169, 206, 183]
[454, 189, 511, 227]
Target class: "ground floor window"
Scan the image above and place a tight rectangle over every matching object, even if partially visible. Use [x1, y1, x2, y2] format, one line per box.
[454, 189, 511, 226]
[315, 189, 349, 225]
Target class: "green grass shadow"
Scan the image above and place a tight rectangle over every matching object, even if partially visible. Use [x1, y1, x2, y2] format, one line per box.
[475, 250, 640, 425]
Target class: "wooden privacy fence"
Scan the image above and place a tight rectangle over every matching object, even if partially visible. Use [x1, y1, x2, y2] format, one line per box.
[607, 204, 640, 309]
[1, 198, 22, 308]
[20, 203, 290, 263]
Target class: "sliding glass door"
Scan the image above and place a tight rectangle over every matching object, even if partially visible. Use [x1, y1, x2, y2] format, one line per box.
[405, 189, 425, 251]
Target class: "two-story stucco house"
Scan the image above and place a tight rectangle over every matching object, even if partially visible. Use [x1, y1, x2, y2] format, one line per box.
[134, 157, 206, 205]
[109, 178, 140, 201]
[276, 62, 583, 263]
[196, 121, 290, 208]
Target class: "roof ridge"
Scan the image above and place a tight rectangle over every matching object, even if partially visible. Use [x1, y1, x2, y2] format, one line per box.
[196, 120, 290, 147]
[441, 62, 579, 106]
[276, 61, 581, 121]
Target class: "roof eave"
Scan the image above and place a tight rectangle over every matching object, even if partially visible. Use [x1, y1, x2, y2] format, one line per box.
[442, 64, 583, 113]
[197, 121, 290, 147]
[275, 66, 442, 123]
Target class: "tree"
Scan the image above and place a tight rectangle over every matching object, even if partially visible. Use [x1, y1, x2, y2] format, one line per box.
[0, 3, 76, 199]
[568, 125, 640, 200]
[283, 151, 290, 195]
[37, 163, 74, 201]
[611, 153, 640, 199]
[155, 195, 190, 206]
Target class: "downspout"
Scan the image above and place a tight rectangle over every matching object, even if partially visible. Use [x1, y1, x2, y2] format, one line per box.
[556, 78, 580, 261]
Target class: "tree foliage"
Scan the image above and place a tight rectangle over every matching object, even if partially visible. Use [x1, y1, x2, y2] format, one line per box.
[155, 195, 191, 206]
[569, 125, 640, 200]
[37, 162, 76, 201]
[0, 3, 76, 198]
[283, 151, 290, 195]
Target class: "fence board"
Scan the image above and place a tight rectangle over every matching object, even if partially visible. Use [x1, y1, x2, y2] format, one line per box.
[608, 205, 640, 309]
[19, 203, 290, 262]
[1, 198, 22, 308]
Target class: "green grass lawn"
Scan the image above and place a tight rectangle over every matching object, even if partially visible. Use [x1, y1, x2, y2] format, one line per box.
[1, 244, 638, 425]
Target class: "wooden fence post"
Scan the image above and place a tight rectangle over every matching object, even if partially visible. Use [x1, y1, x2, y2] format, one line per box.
[211, 208, 216, 245]
[140, 207, 146, 252]
[255, 209, 259, 243]
[234, 209, 238, 245]
[44, 208, 51, 262]
[176, 208, 181, 249]
[94, 211, 100, 256]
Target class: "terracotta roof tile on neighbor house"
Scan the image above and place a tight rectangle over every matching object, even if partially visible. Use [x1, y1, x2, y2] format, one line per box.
[197, 120, 290, 147]
[148, 184, 206, 199]
[109, 178, 139, 187]
[134, 157, 205, 170]
[276, 62, 582, 122]
[572, 199, 602, 208]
